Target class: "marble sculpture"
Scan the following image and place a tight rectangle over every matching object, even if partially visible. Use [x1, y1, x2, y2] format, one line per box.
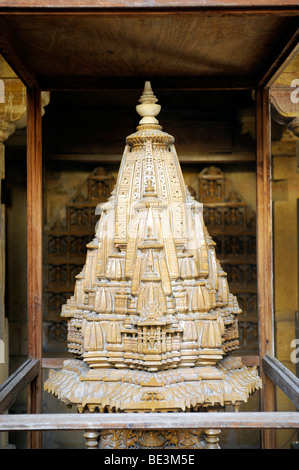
[45, 82, 261, 449]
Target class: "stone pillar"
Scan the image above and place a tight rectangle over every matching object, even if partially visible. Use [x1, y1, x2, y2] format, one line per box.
[203, 408, 222, 449]
[83, 431, 100, 449]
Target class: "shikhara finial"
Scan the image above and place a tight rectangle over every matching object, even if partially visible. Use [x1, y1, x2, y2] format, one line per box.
[136, 81, 161, 125]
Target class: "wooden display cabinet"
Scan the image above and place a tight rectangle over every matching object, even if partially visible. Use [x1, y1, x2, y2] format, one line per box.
[0, 0, 298, 449]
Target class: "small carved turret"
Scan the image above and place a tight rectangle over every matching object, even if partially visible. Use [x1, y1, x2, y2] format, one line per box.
[136, 81, 161, 125]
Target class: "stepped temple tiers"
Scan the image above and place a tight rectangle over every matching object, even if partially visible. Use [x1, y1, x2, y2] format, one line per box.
[45, 82, 261, 449]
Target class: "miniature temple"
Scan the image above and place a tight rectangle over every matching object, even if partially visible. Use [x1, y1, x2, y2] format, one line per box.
[44, 82, 261, 449]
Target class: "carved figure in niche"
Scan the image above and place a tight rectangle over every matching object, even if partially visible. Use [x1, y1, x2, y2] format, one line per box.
[48, 322, 67, 343]
[199, 166, 224, 203]
[48, 235, 67, 255]
[69, 207, 89, 227]
[45, 82, 261, 449]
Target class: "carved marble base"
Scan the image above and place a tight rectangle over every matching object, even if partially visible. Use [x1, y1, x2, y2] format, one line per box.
[84, 430, 100, 449]
[45, 355, 261, 414]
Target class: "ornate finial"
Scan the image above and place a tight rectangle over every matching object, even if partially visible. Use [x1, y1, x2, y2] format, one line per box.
[136, 81, 161, 125]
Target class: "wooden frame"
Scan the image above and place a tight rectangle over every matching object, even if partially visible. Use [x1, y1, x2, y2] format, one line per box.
[0, 1, 298, 450]
[26, 87, 43, 450]
[0, 359, 39, 415]
[255, 87, 276, 449]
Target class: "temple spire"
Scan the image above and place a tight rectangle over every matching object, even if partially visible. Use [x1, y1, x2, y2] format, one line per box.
[136, 81, 161, 125]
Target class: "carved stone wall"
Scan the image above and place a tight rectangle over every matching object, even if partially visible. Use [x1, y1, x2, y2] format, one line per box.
[198, 166, 258, 354]
[43, 167, 115, 353]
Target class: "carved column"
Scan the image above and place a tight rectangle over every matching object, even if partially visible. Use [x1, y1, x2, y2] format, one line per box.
[83, 430, 100, 449]
[203, 408, 222, 449]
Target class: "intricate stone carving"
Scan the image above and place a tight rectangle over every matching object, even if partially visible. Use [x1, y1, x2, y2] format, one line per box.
[45, 82, 261, 448]
[198, 166, 258, 354]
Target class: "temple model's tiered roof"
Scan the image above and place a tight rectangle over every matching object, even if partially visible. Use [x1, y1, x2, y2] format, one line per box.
[45, 82, 261, 422]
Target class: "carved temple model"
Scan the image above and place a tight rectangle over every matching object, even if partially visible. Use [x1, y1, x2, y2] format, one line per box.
[45, 82, 261, 449]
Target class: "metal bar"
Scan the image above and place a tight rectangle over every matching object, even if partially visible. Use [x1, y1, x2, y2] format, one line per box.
[0, 412, 298, 432]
